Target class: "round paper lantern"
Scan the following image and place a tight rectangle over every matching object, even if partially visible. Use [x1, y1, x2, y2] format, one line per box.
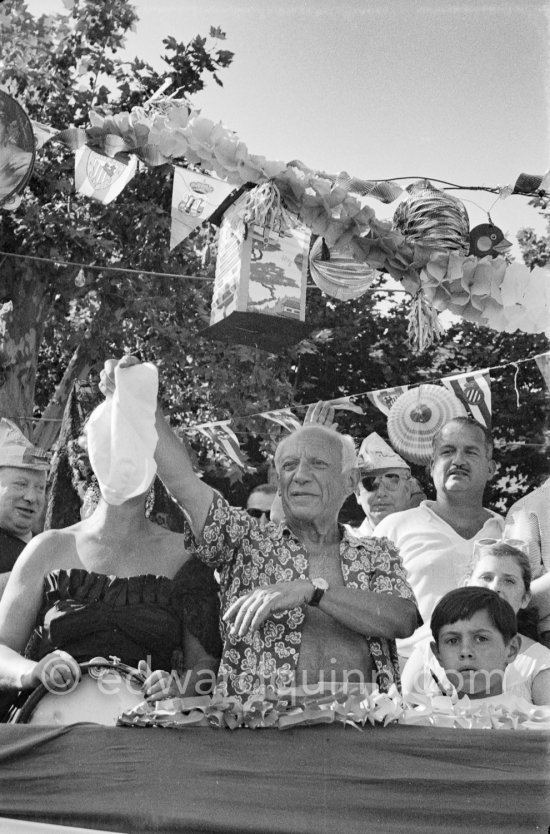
[0, 91, 35, 208]
[387, 384, 467, 465]
[393, 179, 470, 255]
[309, 237, 379, 300]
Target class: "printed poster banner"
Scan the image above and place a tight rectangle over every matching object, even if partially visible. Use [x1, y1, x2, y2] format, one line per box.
[74, 146, 137, 204]
[170, 168, 234, 250]
[441, 369, 492, 428]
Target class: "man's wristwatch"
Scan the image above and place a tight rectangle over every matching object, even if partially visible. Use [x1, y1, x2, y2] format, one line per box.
[308, 577, 329, 607]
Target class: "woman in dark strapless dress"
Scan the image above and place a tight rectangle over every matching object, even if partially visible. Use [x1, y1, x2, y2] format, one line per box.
[0, 483, 221, 715]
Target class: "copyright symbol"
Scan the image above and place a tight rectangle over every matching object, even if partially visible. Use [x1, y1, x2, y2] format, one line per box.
[41, 656, 79, 695]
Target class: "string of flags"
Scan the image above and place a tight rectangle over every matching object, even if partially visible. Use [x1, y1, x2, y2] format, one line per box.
[178, 352, 550, 468]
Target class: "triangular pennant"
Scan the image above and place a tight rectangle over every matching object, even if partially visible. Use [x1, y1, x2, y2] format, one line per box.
[441, 370, 492, 428]
[367, 386, 409, 417]
[30, 119, 62, 150]
[170, 168, 234, 250]
[262, 409, 302, 432]
[74, 147, 137, 204]
[330, 397, 364, 415]
[195, 421, 247, 468]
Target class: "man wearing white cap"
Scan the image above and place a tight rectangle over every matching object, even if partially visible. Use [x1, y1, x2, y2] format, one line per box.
[0, 419, 49, 592]
[350, 433, 414, 537]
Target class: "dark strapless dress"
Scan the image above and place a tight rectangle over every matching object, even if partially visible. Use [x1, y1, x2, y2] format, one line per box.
[24, 556, 222, 671]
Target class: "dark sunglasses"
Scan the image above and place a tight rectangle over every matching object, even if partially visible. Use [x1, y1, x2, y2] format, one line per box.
[247, 508, 269, 519]
[360, 473, 408, 493]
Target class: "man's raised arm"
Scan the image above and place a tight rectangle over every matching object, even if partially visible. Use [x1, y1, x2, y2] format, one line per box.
[100, 357, 214, 539]
[153, 406, 214, 538]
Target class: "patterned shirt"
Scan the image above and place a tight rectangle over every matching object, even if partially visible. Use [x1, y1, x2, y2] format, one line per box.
[195, 493, 418, 700]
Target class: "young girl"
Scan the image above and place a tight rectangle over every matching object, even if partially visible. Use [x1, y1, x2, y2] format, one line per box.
[401, 541, 550, 705]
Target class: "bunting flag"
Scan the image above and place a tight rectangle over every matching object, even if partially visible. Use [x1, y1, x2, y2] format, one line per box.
[194, 421, 247, 468]
[330, 397, 364, 415]
[74, 146, 137, 204]
[30, 120, 62, 150]
[367, 385, 409, 417]
[170, 168, 234, 250]
[262, 409, 302, 432]
[441, 369, 492, 428]
[534, 351, 550, 391]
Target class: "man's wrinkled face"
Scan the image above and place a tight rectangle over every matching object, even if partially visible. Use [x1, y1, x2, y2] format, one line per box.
[0, 466, 47, 538]
[431, 422, 495, 499]
[277, 428, 352, 526]
[355, 468, 411, 526]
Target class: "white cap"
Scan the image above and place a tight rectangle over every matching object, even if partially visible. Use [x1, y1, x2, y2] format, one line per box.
[357, 432, 410, 474]
[0, 419, 50, 470]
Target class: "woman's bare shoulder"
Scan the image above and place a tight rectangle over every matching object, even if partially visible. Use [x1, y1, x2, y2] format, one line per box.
[13, 525, 81, 575]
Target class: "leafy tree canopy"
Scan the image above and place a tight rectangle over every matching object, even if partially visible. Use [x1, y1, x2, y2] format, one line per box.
[0, 0, 547, 514]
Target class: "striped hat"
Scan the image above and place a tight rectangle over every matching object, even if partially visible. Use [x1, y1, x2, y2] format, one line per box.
[0, 419, 50, 470]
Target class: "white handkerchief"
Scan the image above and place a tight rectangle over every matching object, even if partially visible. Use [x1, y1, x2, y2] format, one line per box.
[86, 363, 159, 505]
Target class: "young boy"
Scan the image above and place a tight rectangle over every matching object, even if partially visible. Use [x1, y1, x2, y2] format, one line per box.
[430, 586, 520, 701]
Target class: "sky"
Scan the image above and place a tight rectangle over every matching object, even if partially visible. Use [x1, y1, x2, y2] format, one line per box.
[25, 0, 550, 246]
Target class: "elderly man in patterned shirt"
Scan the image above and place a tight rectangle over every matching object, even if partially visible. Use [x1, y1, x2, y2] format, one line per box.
[102, 359, 420, 701]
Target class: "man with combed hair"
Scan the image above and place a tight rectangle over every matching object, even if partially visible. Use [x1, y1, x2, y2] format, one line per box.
[101, 358, 419, 701]
[374, 416, 504, 663]
[0, 420, 49, 596]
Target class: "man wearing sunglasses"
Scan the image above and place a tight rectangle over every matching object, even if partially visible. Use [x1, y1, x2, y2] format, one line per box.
[246, 483, 278, 526]
[350, 433, 413, 537]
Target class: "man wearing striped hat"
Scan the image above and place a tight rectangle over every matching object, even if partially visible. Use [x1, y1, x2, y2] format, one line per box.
[0, 419, 49, 596]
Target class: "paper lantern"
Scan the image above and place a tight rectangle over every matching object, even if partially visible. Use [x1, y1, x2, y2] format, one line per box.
[309, 237, 379, 300]
[387, 384, 467, 465]
[0, 91, 35, 208]
[393, 179, 470, 254]
[204, 192, 310, 353]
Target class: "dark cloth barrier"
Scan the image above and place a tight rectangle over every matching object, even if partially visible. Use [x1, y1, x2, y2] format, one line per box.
[0, 724, 549, 833]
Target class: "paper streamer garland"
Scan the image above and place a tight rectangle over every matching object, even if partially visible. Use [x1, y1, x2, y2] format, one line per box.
[4, 95, 550, 347]
[117, 686, 550, 732]
[387, 384, 467, 465]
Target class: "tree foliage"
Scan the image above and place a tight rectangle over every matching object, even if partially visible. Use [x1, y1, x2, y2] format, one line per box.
[0, 0, 547, 514]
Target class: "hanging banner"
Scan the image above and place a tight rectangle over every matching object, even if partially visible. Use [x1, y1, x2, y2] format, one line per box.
[262, 409, 302, 432]
[194, 421, 247, 468]
[441, 369, 492, 428]
[170, 168, 234, 250]
[367, 386, 409, 417]
[534, 351, 550, 391]
[75, 146, 137, 204]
